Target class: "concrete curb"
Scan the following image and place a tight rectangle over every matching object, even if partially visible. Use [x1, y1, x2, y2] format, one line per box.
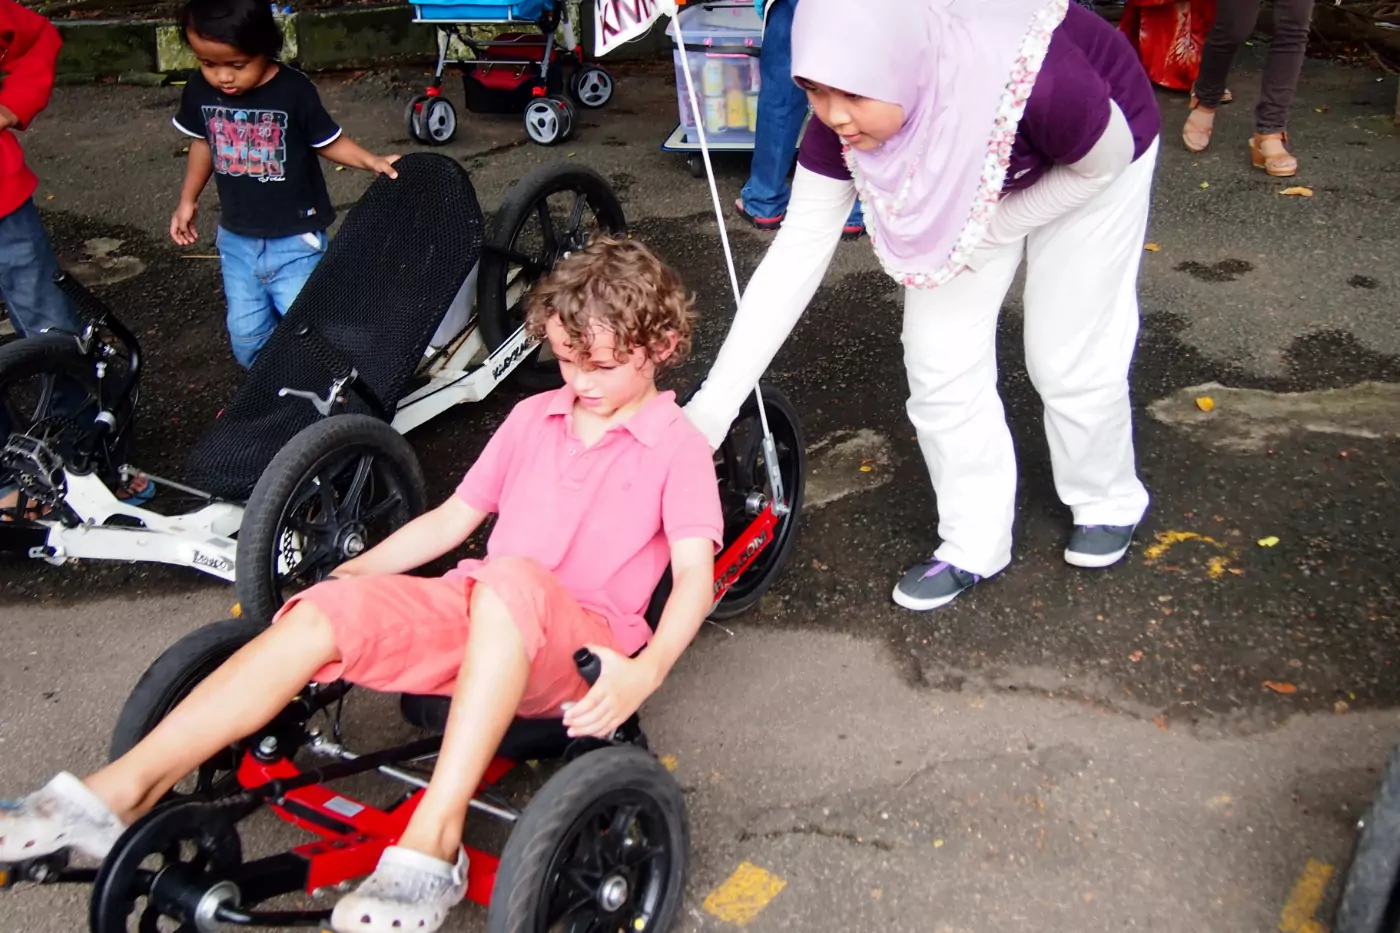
[53, 0, 672, 79]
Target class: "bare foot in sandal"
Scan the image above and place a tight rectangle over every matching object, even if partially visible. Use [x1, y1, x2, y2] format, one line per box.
[1182, 105, 1215, 153]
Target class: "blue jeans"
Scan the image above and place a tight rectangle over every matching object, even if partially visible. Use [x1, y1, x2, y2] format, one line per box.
[0, 199, 82, 339]
[740, 0, 863, 227]
[217, 226, 327, 369]
[0, 199, 89, 499]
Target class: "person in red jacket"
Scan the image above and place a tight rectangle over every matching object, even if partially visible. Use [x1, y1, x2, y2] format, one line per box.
[0, 0, 81, 341]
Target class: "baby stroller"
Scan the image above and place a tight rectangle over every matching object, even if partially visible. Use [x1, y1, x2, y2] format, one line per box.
[405, 0, 615, 146]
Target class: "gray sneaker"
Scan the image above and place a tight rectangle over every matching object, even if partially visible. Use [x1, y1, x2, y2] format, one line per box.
[892, 560, 980, 611]
[1064, 524, 1136, 568]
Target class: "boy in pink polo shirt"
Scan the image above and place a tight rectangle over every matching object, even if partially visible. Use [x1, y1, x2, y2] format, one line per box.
[0, 237, 723, 933]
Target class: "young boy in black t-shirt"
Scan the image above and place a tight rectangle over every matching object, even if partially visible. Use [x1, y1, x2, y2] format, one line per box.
[170, 0, 400, 368]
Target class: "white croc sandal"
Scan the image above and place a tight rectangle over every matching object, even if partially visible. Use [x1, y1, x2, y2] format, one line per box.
[0, 772, 126, 862]
[329, 845, 469, 933]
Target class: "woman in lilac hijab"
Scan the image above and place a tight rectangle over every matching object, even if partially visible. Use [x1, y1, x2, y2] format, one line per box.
[685, 0, 1162, 611]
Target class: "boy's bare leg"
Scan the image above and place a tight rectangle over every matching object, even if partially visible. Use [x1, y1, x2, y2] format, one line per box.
[395, 582, 530, 862]
[84, 604, 341, 823]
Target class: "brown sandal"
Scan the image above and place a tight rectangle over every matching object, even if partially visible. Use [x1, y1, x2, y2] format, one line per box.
[1182, 100, 1216, 153]
[1250, 132, 1298, 177]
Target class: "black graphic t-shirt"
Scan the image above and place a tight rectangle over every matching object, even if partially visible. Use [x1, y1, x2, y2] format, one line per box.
[173, 65, 340, 238]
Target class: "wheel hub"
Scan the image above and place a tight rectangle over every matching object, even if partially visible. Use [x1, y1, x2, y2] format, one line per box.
[598, 873, 630, 912]
[194, 879, 241, 933]
[337, 523, 368, 558]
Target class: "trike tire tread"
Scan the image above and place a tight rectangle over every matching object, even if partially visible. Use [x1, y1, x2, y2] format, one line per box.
[1336, 737, 1400, 933]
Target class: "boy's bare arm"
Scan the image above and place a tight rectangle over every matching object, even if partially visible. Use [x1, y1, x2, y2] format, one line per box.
[330, 495, 489, 579]
[563, 536, 715, 738]
[170, 141, 213, 245]
[317, 136, 400, 179]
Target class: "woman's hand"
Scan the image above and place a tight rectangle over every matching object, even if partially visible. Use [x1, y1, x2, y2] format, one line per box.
[563, 647, 661, 738]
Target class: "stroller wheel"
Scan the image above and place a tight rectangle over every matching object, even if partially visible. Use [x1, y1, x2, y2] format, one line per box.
[523, 97, 565, 146]
[550, 94, 577, 141]
[569, 65, 614, 109]
[404, 94, 431, 143]
[421, 97, 457, 145]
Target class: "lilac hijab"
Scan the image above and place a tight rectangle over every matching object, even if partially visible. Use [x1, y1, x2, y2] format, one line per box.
[791, 0, 1068, 289]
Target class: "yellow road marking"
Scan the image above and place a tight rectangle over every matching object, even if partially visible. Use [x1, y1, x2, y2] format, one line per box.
[1279, 858, 1333, 933]
[703, 861, 787, 926]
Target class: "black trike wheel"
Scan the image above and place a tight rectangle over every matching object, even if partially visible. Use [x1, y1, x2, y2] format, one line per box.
[90, 799, 243, 933]
[686, 154, 705, 179]
[0, 333, 134, 509]
[235, 415, 425, 623]
[487, 746, 688, 933]
[1336, 737, 1400, 933]
[110, 618, 267, 803]
[477, 161, 627, 392]
[709, 383, 807, 620]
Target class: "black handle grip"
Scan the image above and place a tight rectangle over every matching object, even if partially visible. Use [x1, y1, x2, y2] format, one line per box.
[52, 270, 114, 327]
[573, 648, 601, 687]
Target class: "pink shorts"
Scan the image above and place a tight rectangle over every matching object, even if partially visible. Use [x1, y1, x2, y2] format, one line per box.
[272, 556, 619, 718]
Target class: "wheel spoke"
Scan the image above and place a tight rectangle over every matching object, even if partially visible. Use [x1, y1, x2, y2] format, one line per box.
[621, 843, 666, 870]
[535, 198, 558, 252]
[140, 899, 172, 933]
[563, 906, 600, 933]
[342, 455, 373, 516]
[316, 474, 338, 521]
[603, 804, 643, 863]
[562, 193, 588, 246]
[547, 883, 596, 926]
[281, 539, 333, 583]
[359, 491, 403, 526]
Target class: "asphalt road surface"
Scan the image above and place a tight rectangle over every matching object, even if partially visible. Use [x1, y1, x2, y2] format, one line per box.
[2, 44, 1398, 933]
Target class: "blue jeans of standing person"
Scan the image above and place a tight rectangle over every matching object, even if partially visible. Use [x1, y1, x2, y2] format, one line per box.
[739, 0, 863, 229]
[0, 199, 86, 500]
[0, 199, 83, 340]
[216, 226, 327, 369]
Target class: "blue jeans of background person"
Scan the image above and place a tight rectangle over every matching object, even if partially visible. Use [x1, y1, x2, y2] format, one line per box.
[217, 226, 327, 369]
[0, 199, 83, 340]
[739, 0, 863, 228]
[0, 199, 86, 499]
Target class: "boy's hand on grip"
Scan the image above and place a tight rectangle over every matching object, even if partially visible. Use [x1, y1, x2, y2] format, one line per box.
[170, 201, 200, 246]
[563, 646, 659, 739]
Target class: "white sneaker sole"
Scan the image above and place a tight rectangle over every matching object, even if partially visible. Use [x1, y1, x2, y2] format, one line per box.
[891, 584, 965, 612]
[1064, 544, 1130, 569]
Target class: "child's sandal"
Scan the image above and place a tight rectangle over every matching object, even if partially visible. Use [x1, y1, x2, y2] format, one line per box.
[328, 845, 468, 933]
[0, 773, 125, 864]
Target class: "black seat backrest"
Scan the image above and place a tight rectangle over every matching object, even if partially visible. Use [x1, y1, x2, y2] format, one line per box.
[644, 567, 672, 632]
[184, 153, 485, 501]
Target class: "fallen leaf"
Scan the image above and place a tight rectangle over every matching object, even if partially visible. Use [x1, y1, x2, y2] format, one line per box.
[1144, 242, 1161, 252]
[230, 602, 242, 618]
[1334, 700, 1350, 714]
[1152, 714, 1169, 730]
[1199, 181, 1210, 189]
[1287, 658, 1303, 669]
[1280, 186, 1314, 197]
[1315, 106, 1330, 113]
[859, 464, 873, 473]
[1264, 681, 1297, 694]
[45, 194, 54, 200]
[334, 165, 346, 171]
[871, 888, 883, 900]
[1258, 536, 1280, 548]
[1130, 650, 1144, 663]
[933, 839, 945, 849]
[1195, 396, 1215, 412]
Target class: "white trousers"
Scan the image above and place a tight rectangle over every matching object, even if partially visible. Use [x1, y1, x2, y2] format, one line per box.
[903, 140, 1159, 578]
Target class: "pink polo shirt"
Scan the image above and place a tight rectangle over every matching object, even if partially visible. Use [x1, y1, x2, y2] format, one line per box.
[448, 386, 724, 656]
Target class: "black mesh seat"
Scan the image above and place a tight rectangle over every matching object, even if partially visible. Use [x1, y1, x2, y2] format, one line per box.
[184, 153, 485, 501]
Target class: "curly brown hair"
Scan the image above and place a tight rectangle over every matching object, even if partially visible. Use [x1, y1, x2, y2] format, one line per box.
[524, 235, 695, 371]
